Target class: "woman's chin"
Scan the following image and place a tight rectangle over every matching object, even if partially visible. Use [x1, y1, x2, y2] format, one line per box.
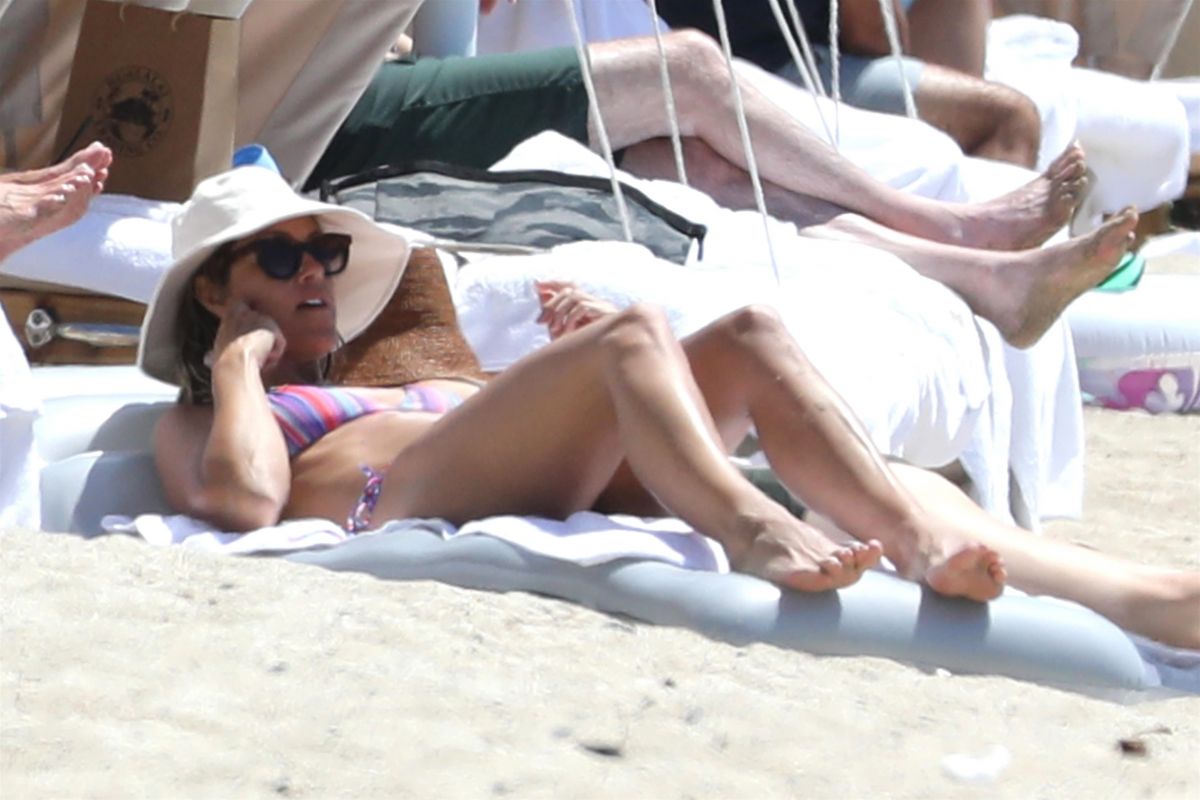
[285, 334, 339, 365]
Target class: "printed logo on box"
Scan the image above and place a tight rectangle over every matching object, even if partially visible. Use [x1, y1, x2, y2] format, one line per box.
[93, 65, 173, 157]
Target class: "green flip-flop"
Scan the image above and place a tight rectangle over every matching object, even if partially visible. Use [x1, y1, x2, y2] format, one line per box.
[1095, 251, 1145, 292]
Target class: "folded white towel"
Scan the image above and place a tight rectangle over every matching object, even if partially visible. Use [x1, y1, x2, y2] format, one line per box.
[102, 513, 353, 555]
[988, 15, 1190, 215]
[0, 194, 176, 302]
[101, 510, 730, 572]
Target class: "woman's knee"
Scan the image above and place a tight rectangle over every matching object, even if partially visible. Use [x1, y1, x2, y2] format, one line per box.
[994, 89, 1042, 165]
[718, 304, 789, 342]
[705, 304, 811, 365]
[598, 303, 676, 354]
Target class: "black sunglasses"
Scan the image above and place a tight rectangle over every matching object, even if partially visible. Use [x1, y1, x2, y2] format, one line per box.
[226, 231, 352, 281]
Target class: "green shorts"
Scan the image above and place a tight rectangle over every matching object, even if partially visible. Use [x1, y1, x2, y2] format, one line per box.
[306, 47, 590, 191]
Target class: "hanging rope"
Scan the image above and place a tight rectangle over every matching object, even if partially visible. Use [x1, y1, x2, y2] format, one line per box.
[782, 0, 828, 96]
[647, 0, 689, 185]
[877, 0, 917, 118]
[766, 0, 837, 146]
[828, 0, 842, 143]
[1150, 0, 1195, 81]
[709, 0, 781, 284]
[561, 0, 633, 243]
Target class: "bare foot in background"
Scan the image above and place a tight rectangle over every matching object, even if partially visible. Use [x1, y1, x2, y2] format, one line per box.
[0, 142, 111, 263]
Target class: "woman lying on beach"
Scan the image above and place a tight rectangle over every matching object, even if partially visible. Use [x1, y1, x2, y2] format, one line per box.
[143, 166, 1199, 649]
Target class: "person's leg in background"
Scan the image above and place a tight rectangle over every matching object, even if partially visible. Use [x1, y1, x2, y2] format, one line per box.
[905, 0, 990, 77]
[909, 64, 1042, 167]
[0, 141, 110, 262]
[620, 136, 1129, 349]
[803, 46, 1042, 167]
[304, 47, 591, 191]
[592, 31, 1070, 247]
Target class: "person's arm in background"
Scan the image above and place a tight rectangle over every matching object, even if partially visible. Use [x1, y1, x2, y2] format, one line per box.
[837, 0, 910, 57]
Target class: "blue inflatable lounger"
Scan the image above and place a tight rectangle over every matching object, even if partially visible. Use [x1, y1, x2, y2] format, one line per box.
[39, 390, 1175, 696]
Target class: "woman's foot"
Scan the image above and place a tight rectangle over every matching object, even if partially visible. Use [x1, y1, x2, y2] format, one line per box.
[952, 141, 1088, 251]
[977, 207, 1138, 348]
[920, 542, 1007, 602]
[0, 143, 111, 263]
[885, 516, 1007, 602]
[731, 507, 884, 592]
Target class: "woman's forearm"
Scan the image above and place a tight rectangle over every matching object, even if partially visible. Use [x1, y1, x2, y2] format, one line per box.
[200, 346, 291, 527]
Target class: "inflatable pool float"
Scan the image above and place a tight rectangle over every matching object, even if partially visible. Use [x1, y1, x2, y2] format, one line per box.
[31, 366, 1191, 696]
[1068, 274, 1200, 413]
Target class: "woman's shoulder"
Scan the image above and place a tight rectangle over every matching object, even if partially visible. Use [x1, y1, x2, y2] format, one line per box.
[156, 401, 214, 438]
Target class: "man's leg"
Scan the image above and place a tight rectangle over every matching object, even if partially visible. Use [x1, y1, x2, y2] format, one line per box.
[805, 46, 1042, 167]
[588, 31, 1072, 249]
[906, 0, 990, 77]
[910, 65, 1042, 167]
[621, 136, 1131, 348]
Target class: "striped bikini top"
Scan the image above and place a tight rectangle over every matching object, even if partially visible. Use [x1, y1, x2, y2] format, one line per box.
[266, 384, 460, 457]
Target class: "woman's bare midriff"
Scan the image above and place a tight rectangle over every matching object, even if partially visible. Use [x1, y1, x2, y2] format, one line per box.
[279, 379, 482, 524]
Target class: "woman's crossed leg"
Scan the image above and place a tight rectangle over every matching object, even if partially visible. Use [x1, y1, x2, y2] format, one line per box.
[374, 304, 1002, 599]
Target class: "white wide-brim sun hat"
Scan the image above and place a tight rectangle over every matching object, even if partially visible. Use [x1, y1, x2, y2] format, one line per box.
[138, 166, 409, 385]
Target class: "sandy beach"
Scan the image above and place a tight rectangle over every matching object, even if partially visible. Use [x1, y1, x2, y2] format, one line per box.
[1, 409, 1197, 799]
[1, 257, 1197, 799]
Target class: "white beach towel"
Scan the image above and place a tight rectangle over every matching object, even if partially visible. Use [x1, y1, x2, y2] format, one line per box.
[0, 194, 177, 303]
[1157, 78, 1200, 156]
[101, 510, 729, 572]
[988, 15, 1190, 219]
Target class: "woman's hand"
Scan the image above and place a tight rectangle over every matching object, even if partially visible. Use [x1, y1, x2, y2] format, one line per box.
[535, 280, 619, 339]
[211, 299, 286, 373]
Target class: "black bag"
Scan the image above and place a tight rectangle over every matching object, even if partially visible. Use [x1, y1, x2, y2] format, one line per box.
[319, 161, 706, 265]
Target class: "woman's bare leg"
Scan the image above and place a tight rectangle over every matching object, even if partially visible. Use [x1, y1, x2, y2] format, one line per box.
[666, 306, 1005, 601]
[373, 305, 880, 592]
[813, 464, 1200, 648]
[592, 32, 1084, 249]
